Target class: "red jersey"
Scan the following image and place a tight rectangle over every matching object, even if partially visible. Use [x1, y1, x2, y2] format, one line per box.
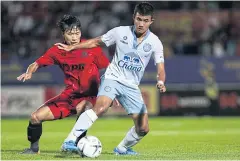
[35, 44, 109, 97]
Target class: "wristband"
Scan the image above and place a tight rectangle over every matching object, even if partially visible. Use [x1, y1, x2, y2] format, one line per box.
[158, 80, 164, 85]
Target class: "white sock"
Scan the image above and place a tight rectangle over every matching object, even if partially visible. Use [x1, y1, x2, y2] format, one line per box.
[117, 126, 142, 152]
[64, 109, 98, 142]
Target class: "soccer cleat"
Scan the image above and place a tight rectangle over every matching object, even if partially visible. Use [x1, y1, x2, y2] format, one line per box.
[113, 147, 138, 155]
[20, 148, 40, 154]
[61, 140, 79, 153]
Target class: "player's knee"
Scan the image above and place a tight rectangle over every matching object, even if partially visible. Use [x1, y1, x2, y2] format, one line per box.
[93, 97, 112, 116]
[30, 112, 41, 124]
[92, 105, 107, 116]
[76, 100, 87, 113]
[136, 127, 149, 137]
[84, 101, 93, 111]
[93, 100, 110, 116]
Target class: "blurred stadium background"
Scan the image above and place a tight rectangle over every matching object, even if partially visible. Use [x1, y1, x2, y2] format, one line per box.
[1, 1, 240, 117]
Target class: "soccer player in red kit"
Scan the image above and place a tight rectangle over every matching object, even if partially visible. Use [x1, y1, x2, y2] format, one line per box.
[17, 15, 109, 154]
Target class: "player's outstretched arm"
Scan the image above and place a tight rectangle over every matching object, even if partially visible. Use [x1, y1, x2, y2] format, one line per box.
[55, 37, 104, 51]
[17, 62, 39, 82]
[156, 62, 166, 93]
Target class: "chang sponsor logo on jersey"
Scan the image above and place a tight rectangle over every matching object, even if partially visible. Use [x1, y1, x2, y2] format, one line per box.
[117, 54, 142, 72]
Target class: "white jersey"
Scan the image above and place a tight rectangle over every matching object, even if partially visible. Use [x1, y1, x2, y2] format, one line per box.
[101, 26, 164, 88]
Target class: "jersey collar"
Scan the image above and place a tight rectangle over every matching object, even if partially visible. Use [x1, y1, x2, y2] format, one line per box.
[131, 25, 150, 49]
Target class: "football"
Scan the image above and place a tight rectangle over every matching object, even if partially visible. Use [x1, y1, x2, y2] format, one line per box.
[77, 136, 102, 158]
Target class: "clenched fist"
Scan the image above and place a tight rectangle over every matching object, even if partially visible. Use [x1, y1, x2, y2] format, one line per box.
[156, 81, 166, 93]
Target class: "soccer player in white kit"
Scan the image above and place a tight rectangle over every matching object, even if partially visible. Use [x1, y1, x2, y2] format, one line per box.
[57, 2, 166, 155]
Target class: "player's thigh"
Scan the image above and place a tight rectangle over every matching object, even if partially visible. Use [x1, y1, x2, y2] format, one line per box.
[97, 78, 119, 101]
[31, 105, 55, 123]
[95, 79, 120, 115]
[44, 93, 74, 120]
[41, 92, 71, 118]
[131, 113, 149, 135]
[118, 86, 147, 114]
[47, 103, 73, 120]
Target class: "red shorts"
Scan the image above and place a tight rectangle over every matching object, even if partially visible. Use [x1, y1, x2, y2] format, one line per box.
[44, 92, 96, 119]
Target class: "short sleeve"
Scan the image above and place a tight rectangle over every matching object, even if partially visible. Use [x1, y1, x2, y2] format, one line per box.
[153, 38, 164, 64]
[35, 46, 57, 67]
[101, 27, 117, 47]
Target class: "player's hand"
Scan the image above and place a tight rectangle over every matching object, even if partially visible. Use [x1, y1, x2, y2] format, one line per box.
[17, 73, 32, 82]
[55, 43, 74, 51]
[156, 81, 166, 93]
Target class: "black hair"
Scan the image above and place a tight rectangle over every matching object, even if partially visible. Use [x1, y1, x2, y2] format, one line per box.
[133, 2, 154, 18]
[57, 14, 81, 33]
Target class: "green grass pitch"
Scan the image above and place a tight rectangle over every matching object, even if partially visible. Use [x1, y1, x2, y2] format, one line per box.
[1, 117, 240, 160]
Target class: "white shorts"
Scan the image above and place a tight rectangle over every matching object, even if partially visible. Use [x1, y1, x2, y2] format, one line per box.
[97, 78, 147, 114]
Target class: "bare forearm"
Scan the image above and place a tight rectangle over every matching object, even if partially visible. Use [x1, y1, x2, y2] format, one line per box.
[157, 71, 165, 83]
[157, 63, 166, 83]
[73, 37, 103, 49]
[26, 62, 39, 74]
